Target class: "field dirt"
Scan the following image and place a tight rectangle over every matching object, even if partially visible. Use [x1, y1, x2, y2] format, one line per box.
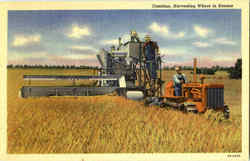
[7, 69, 242, 153]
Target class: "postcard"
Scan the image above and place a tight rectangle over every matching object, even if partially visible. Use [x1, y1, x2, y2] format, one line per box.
[0, 0, 249, 161]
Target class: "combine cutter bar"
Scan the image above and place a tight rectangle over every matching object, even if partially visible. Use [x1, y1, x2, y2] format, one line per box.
[20, 86, 125, 98]
[21, 75, 131, 98]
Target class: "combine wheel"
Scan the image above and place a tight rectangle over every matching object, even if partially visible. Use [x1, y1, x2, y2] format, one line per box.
[185, 106, 198, 113]
[144, 97, 165, 107]
[223, 106, 230, 119]
[183, 102, 198, 113]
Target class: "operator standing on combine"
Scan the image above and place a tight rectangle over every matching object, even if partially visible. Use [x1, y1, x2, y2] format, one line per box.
[173, 66, 187, 96]
[143, 35, 159, 83]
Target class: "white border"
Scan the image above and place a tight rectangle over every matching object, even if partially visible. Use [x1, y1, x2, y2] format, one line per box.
[0, 1, 249, 161]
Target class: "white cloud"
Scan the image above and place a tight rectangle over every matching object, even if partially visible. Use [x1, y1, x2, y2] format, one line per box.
[101, 39, 118, 46]
[212, 56, 236, 62]
[101, 33, 131, 46]
[70, 45, 98, 52]
[12, 34, 41, 47]
[174, 31, 186, 39]
[192, 37, 236, 48]
[159, 48, 175, 56]
[8, 51, 48, 61]
[192, 41, 212, 48]
[65, 45, 98, 59]
[67, 24, 91, 39]
[215, 38, 236, 45]
[62, 54, 96, 60]
[211, 52, 240, 62]
[160, 47, 189, 56]
[149, 22, 169, 37]
[193, 25, 212, 38]
[149, 22, 185, 39]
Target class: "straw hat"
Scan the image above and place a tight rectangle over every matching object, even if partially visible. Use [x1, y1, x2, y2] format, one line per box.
[144, 34, 151, 41]
[175, 66, 181, 71]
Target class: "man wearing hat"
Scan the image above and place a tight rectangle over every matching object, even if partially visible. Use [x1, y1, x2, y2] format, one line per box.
[143, 34, 159, 80]
[130, 30, 140, 42]
[173, 66, 187, 96]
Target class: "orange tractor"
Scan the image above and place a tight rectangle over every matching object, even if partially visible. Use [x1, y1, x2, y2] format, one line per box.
[152, 58, 230, 118]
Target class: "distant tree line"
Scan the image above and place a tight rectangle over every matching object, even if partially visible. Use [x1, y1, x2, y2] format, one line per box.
[163, 65, 232, 74]
[163, 58, 242, 79]
[7, 64, 100, 70]
[7, 58, 242, 79]
[228, 58, 242, 79]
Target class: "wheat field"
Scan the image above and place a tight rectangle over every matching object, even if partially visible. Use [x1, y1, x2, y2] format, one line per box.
[7, 68, 242, 153]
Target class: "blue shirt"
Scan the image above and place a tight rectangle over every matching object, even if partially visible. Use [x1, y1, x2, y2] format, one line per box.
[173, 73, 187, 87]
[143, 41, 159, 61]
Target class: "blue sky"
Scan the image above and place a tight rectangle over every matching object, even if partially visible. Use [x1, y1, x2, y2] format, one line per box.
[8, 9, 241, 67]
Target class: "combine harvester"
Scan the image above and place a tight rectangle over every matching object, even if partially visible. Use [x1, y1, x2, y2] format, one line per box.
[20, 31, 229, 118]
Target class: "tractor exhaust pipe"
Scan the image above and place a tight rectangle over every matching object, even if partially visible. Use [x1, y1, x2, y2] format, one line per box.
[193, 58, 197, 83]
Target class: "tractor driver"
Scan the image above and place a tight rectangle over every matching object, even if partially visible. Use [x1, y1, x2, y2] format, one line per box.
[143, 34, 159, 80]
[173, 66, 187, 96]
